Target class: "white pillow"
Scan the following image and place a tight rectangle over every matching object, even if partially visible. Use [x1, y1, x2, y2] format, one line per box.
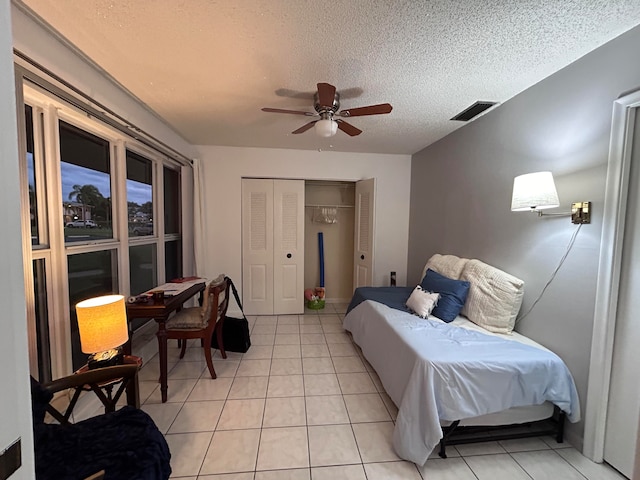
[406, 285, 440, 318]
[460, 260, 524, 334]
[423, 254, 469, 280]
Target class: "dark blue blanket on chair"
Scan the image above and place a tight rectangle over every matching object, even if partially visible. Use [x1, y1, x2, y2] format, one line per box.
[31, 377, 171, 480]
[346, 286, 414, 314]
[34, 406, 171, 480]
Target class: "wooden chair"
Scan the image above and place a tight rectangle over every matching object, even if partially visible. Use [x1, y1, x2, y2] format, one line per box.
[164, 275, 230, 379]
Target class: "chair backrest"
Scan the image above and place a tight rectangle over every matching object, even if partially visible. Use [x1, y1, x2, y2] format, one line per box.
[203, 276, 230, 335]
[31, 365, 140, 425]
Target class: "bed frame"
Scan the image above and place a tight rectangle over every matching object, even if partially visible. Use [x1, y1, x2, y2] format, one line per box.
[438, 407, 565, 458]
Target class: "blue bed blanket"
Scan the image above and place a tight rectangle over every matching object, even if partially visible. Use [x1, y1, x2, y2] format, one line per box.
[346, 286, 414, 314]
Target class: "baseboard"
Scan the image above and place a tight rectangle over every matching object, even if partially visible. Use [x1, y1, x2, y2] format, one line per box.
[325, 297, 352, 304]
[564, 425, 583, 454]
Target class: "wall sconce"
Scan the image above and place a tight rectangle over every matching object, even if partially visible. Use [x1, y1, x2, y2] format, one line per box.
[76, 294, 129, 369]
[511, 171, 591, 224]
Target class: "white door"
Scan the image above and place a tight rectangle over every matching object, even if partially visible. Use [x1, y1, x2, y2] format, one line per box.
[273, 180, 305, 314]
[603, 110, 640, 478]
[353, 178, 375, 289]
[242, 178, 304, 315]
[242, 179, 274, 315]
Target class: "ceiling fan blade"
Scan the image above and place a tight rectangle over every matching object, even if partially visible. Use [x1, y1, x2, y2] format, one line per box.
[292, 121, 318, 134]
[336, 119, 362, 136]
[317, 83, 337, 108]
[338, 103, 393, 117]
[262, 107, 315, 116]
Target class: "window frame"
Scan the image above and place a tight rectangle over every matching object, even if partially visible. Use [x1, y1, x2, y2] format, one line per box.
[19, 81, 188, 378]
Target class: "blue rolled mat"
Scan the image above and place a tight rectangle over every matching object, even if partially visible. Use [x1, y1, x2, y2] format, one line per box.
[318, 232, 325, 287]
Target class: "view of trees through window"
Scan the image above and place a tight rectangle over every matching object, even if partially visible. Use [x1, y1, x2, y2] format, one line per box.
[127, 150, 153, 236]
[59, 121, 113, 242]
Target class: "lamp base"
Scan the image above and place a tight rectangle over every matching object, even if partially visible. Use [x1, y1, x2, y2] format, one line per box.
[87, 348, 124, 370]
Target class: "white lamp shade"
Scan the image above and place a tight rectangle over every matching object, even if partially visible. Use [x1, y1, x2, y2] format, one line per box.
[511, 171, 560, 211]
[315, 119, 338, 137]
[76, 295, 128, 354]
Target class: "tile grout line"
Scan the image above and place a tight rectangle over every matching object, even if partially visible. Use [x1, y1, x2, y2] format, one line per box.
[508, 447, 590, 480]
[299, 313, 314, 473]
[196, 345, 236, 478]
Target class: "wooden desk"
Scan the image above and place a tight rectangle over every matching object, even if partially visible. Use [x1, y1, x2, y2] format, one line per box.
[126, 281, 206, 402]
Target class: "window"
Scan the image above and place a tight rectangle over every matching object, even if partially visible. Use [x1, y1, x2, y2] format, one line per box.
[129, 243, 157, 295]
[67, 250, 117, 371]
[19, 84, 192, 379]
[165, 240, 182, 282]
[32, 259, 51, 382]
[164, 166, 181, 234]
[25, 105, 39, 245]
[126, 150, 158, 327]
[127, 150, 154, 237]
[59, 121, 112, 243]
[164, 166, 182, 281]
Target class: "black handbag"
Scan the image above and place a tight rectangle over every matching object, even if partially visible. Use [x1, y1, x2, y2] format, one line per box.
[213, 277, 251, 353]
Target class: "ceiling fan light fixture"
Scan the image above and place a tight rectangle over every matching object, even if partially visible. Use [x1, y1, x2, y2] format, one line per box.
[315, 118, 338, 137]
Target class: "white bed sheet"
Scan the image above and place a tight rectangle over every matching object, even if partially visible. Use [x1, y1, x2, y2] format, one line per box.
[343, 300, 580, 465]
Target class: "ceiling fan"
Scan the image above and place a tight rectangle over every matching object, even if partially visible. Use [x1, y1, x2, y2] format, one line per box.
[262, 83, 392, 137]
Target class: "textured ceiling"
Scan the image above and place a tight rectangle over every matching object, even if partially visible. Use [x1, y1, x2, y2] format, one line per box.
[17, 0, 640, 155]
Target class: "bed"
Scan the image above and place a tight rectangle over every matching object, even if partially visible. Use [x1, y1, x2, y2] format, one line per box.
[342, 254, 580, 466]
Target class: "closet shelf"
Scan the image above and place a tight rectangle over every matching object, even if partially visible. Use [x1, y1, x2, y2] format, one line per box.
[305, 204, 354, 208]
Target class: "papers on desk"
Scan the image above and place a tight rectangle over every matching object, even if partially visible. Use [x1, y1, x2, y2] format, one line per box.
[145, 278, 205, 297]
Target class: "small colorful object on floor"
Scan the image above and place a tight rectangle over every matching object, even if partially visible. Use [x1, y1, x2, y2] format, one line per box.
[305, 287, 325, 310]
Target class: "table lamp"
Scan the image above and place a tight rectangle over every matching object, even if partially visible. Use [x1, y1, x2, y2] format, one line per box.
[76, 294, 129, 369]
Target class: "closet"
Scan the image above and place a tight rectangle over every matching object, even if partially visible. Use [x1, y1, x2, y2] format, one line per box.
[304, 181, 355, 304]
[242, 177, 375, 315]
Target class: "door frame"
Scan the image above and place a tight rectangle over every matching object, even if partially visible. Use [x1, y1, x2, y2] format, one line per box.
[241, 176, 377, 311]
[584, 89, 640, 462]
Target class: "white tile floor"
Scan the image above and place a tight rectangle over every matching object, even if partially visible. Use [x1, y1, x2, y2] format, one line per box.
[131, 303, 626, 480]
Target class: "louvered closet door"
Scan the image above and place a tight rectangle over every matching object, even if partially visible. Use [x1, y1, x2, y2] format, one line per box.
[242, 179, 274, 315]
[353, 178, 375, 289]
[273, 180, 304, 314]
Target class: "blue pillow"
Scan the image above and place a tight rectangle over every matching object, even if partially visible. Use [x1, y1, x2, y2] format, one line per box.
[420, 269, 470, 322]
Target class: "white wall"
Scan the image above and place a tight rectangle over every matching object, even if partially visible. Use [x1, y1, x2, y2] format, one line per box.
[11, 2, 198, 283]
[408, 25, 640, 449]
[195, 145, 411, 306]
[11, 3, 196, 160]
[1, 1, 34, 477]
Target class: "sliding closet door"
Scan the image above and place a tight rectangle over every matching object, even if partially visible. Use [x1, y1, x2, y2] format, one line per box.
[242, 178, 304, 315]
[353, 178, 375, 289]
[242, 179, 274, 315]
[273, 180, 304, 314]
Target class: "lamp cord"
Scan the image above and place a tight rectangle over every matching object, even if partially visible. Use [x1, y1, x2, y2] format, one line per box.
[515, 223, 583, 326]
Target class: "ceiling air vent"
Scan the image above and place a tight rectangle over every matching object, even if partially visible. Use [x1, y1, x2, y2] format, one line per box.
[451, 101, 497, 121]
